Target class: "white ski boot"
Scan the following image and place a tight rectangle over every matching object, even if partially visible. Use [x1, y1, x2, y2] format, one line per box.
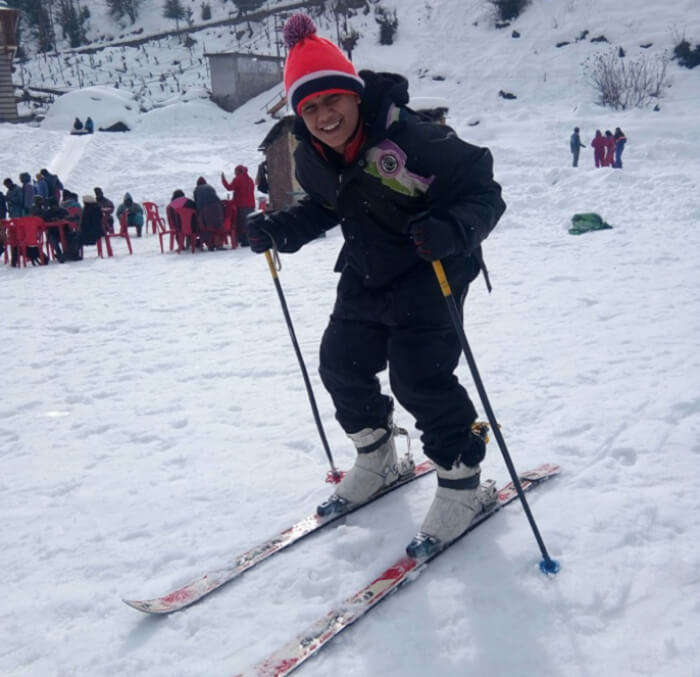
[317, 426, 402, 516]
[406, 461, 496, 559]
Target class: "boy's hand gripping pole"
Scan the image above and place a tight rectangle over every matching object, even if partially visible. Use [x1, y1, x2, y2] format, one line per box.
[264, 250, 342, 484]
[431, 260, 559, 574]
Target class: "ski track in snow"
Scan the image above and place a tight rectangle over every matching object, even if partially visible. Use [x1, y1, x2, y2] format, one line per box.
[2, 1, 700, 675]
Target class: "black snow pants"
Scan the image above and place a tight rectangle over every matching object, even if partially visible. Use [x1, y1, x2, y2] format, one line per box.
[319, 259, 484, 470]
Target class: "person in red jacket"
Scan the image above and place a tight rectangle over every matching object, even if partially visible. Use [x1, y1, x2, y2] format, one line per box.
[591, 129, 606, 168]
[221, 165, 255, 246]
[603, 130, 616, 167]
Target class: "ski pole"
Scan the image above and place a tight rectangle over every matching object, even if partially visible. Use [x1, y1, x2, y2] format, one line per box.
[431, 259, 560, 574]
[263, 249, 342, 483]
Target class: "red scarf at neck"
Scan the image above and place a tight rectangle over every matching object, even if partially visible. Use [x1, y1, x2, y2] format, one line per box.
[311, 117, 366, 166]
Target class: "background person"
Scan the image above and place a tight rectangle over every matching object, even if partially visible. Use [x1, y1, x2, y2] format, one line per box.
[194, 177, 224, 249]
[34, 172, 49, 199]
[570, 127, 585, 167]
[19, 172, 34, 215]
[116, 192, 145, 237]
[41, 169, 63, 202]
[94, 187, 114, 232]
[4, 178, 23, 217]
[221, 165, 255, 246]
[613, 127, 627, 168]
[591, 130, 605, 167]
[79, 195, 105, 246]
[43, 196, 70, 262]
[603, 130, 615, 167]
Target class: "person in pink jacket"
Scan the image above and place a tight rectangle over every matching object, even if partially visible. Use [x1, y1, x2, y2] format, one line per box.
[221, 165, 256, 246]
[591, 129, 606, 167]
[603, 130, 616, 167]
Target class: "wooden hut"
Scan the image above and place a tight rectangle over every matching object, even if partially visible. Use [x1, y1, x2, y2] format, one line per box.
[0, 1, 19, 122]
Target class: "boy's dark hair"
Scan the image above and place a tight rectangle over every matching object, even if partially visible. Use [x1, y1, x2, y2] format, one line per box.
[171, 189, 185, 200]
[574, 126, 580, 132]
[3, 177, 13, 188]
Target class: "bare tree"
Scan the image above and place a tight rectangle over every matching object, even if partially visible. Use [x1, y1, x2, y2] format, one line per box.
[583, 49, 670, 110]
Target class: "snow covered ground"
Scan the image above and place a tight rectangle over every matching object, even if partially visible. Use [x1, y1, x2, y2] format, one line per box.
[2, 1, 700, 675]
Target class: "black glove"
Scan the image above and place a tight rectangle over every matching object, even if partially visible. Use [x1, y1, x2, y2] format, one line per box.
[409, 213, 472, 261]
[247, 212, 273, 253]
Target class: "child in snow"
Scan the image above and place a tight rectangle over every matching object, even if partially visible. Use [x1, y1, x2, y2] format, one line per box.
[247, 14, 506, 553]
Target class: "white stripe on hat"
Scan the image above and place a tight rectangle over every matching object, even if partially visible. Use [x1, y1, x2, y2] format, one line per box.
[287, 69, 365, 105]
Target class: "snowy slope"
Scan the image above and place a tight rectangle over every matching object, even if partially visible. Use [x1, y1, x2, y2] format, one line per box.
[2, 1, 700, 676]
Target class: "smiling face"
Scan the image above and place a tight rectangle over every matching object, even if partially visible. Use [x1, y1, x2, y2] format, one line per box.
[299, 92, 361, 153]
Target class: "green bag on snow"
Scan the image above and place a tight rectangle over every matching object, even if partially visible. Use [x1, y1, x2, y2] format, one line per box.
[569, 212, 613, 235]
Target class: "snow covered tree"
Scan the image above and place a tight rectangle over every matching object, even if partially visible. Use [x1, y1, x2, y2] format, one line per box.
[163, 0, 186, 32]
[106, 0, 142, 24]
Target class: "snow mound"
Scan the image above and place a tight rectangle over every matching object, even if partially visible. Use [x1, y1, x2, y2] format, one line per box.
[41, 86, 140, 132]
[138, 99, 232, 135]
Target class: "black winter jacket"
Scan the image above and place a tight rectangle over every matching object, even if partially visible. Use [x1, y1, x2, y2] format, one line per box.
[262, 71, 506, 289]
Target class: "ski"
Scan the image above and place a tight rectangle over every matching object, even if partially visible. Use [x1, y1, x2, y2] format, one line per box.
[235, 462, 559, 677]
[123, 459, 435, 614]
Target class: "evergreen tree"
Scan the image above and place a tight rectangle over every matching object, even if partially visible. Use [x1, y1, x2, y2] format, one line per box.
[57, 0, 89, 48]
[8, 0, 55, 53]
[163, 0, 186, 32]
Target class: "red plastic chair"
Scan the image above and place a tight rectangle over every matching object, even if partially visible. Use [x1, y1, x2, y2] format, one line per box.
[11, 217, 47, 267]
[142, 202, 161, 236]
[104, 211, 133, 255]
[172, 206, 198, 253]
[158, 211, 178, 254]
[101, 206, 115, 234]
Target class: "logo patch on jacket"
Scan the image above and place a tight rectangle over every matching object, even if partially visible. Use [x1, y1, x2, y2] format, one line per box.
[379, 152, 399, 175]
[364, 140, 435, 197]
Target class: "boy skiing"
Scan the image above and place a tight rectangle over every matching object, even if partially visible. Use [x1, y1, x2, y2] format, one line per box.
[248, 14, 506, 554]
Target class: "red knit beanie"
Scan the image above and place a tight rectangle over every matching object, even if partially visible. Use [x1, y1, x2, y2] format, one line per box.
[196, 176, 206, 186]
[283, 14, 364, 115]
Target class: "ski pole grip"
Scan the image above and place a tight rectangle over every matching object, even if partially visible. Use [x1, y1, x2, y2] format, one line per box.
[432, 260, 452, 298]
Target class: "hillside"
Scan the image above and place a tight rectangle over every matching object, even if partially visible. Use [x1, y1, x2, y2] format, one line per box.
[14, 0, 700, 119]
